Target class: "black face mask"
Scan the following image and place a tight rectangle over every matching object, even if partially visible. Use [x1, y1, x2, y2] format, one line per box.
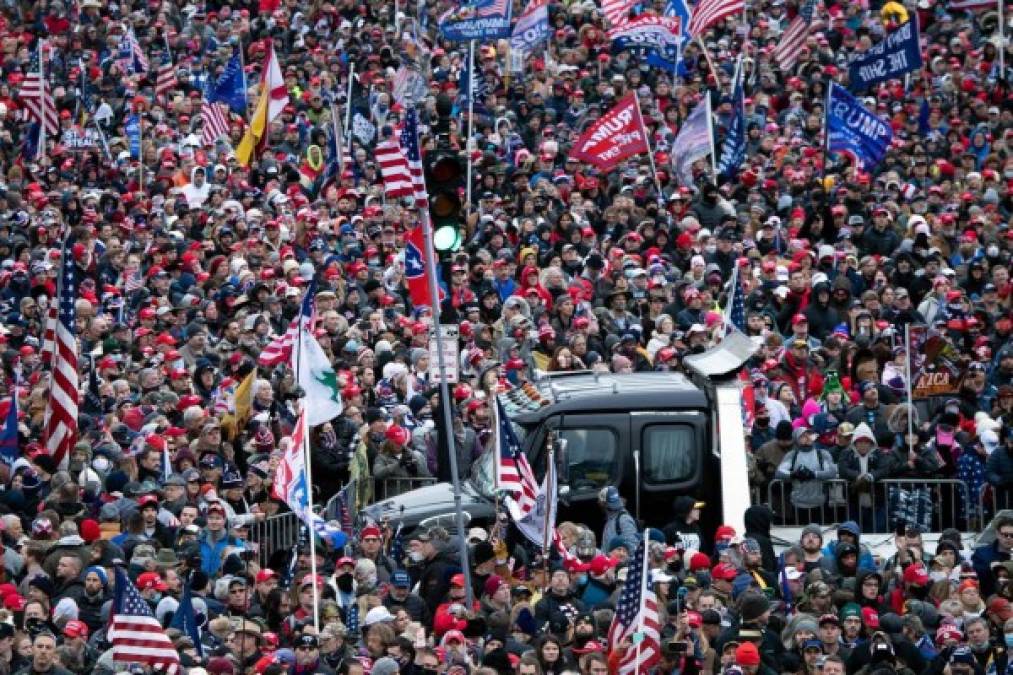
[336, 573, 354, 593]
[755, 418, 770, 428]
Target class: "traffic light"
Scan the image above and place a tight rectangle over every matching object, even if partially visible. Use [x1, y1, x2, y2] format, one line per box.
[425, 95, 465, 252]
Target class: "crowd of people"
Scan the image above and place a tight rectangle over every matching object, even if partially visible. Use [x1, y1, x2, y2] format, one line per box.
[0, 0, 1008, 673]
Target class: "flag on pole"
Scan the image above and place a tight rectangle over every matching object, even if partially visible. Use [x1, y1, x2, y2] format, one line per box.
[773, 0, 818, 72]
[602, 0, 637, 26]
[400, 108, 429, 209]
[155, 55, 176, 100]
[293, 285, 343, 426]
[0, 390, 18, 465]
[569, 93, 650, 172]
[258, 296, 313, 367]
[18, 45, 59, 136]
[376, 133, 414, 200]
[42, 245, 79, 471]
[236, 42, 289, 166]
[273, 410, 349, 548]
[723, 263, 746, 335]
[670, 97, 714, 185]
[686, 0, 745, 37]
[208, 47, 248, 116]
[716, 59, 746, 178]
[826, 82, 893, 170]
[607, 536, 662, 675]
[168, 581, 203, 658]
[496, 398, 539, 517]
[118, 27, 149, 74]
[109, 567, 181, 675]
[405, 226, 436, 308]
[220, 369, 255, 440]
[510, 0, 551, 57]
[510, 449, 557, 547]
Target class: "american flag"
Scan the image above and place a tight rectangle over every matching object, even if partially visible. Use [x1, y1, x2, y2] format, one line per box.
[475, 0, 510, 16]
[40, 303, 57, 366]
[123, 266, 144, 293]
[400, 108, 429, 209]
[109, 567, 180, 675]
[496, 398, 538, 516]
[723, 262, 746, 335]
[376, 133, 414, 200]
[155, 55, 176, 100]
[330, 480, 356, 535]
[19, 44, 59, 136]
[608, 537, 662, 675]
[258, 289, 314, 367]
[119, 27, 149, 74]
[201, 101, 231, 147]
[686, 0, 745, 37]
[773, 0, 818, 71]
[602, 0, 636, 26]
[42, 245, 79, 471]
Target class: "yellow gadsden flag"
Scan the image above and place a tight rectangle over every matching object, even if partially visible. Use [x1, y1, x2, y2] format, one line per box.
[221, 370, 255, 440]
[236, 42, 290, 166]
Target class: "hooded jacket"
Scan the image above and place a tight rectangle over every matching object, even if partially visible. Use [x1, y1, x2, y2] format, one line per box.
[820, 521, 876, 575]
[743, 505, 778, 573]
[775, 444, 838, 509]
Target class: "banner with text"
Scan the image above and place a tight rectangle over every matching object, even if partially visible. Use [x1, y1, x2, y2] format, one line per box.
[568, 93, 649, 172]
[827, 82, 893, 170]
[848, 21, 923, 91]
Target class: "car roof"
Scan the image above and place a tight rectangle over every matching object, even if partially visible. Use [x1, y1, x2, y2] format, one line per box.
[505, 371, 708, 421]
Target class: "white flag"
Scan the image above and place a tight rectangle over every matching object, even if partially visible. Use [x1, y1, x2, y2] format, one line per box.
[294, 327, 343, 426]
[671, 97, 714, 185]
[352, 112, 376, 146]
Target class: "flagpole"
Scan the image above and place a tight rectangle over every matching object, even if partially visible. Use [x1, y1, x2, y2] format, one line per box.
[705, 96, 716, 185]
[345, 64, 355, 145]
[420, 204, 474, 608]
[37, 40, 46, 161]
[999, 0, 1005, 79]
[293, 310, 321, 632]
[138, 114, 144, 195]
[238, 41, 252, 123]
[904, 323, 914, 454]
[465, 40, 476, 214]
[633, 93, 664, 200]
[821, 84, 831, 180]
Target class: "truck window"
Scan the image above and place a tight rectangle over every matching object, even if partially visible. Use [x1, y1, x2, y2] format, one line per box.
[642, 425, 696, 483]
[561, 428, 617, 492]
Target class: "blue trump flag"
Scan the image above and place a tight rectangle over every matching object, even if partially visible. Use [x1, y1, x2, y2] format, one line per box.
[169, 580, 203, 657]
[717, 60, 746, 179]
[510, 0, 550, 58]
[440, 0, 512, 42]
[0, 392, 18, 465]
[125, 114, 142, 159]
[847, 20, 922, 92]
[208, 46, 248, 117]
[826, 82, 893, 170]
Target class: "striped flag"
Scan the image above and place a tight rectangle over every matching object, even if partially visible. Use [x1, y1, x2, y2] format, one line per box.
[608, 536, 662, 675]
[948, 0, 996, 9]
[123, 266, 144, 294]
[496, 398, 538, 516]
[109, 567, 180, 675]
[119, 27, 149, 74]
[686, 0, 744, 37]
[258, 289, 313, 367]
[19, 45, 58, 136]
[155, 56, 176, 100]
[42, 245, 78, 471]
[201, 100, 231, 147]
[773, 0, 818, 71]
[376, 133, 414, 200]
[602, 0, 636, 26]
[40, 303, 57, 365]
[400, 108, 429, 209]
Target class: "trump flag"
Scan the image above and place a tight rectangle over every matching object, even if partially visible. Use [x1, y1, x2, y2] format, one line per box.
[827, 82, 893, 170]
[568, 94, 649, 172]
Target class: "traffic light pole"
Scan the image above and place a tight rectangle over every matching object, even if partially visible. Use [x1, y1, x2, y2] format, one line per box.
[465, 40, 475, 213]
[420, 209, 474, 608]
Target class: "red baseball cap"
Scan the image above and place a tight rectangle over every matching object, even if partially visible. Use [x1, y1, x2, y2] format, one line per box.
[902, 563, 930, 587]
[451, 573, 467, 587]
[63, 620, 89, 638]
[711, 563, 739, 582]
[861, 607, 880, 628]
[255, 569, 278, 583]
[136, 572, 168, 592]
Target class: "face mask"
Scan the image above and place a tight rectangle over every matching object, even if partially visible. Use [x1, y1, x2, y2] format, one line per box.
[988, 245, 1000, 258]
[369, 431, 386, 444]
[409, 550, 426, 563]
[704, 244, 717, 255]
[336, 573, 354, 592]
[930, 571, 948, 583]
[365, 574, 378, 587]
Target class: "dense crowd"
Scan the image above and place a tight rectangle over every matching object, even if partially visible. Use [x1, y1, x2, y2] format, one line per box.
[0, 0, 1008, 673]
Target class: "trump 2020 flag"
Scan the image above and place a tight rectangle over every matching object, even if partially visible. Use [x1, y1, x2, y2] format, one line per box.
[847, 20, 922, 92]
[512, 449, 557, 547]
[671, 97, 714, 185]
[510, 0, 550, 58]
[717, 60, 746, 178]
[826, 82, 893, 170]
[609, 16, 682, 63]
[292, 284, 343, 426]
[440, 0, 513, 42]
[569, 93, 649, 172]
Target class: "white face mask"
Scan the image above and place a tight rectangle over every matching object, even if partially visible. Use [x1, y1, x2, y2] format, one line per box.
[930, 571, 948, 583]
[409, 550, 425, 563]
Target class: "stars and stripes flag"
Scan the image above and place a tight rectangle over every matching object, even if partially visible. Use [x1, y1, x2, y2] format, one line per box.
[258, 287, 314, 367]
[376, 132, 414, 200]
[608, 536, 662, 675]
[40, 303, 58, 366]
[602, 0, 636, 26]
[723, 261, 747, 335]
[123, 266, 144, 293]
[119, 27, 149, 74]
[42, 245, 79, 471]
[686, 0, 744, 37]
[155, 55, 176, 100]
[400, 108, 429, 209]
[201, 100, 231, 147]
[496, 398, 538, 516]
[109, 567, 181, 675]
[18, 43, 59, 137]
[773, 0, 818, 71]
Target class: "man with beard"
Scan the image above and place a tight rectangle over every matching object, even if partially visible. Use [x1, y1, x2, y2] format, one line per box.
[383, 570, 429, 624]
[740, 539, 777, 592]
[535, 568, 587, 633]
[798, 524, 827, 573]
[247, 569, 277, 619]
[76, 567, 108, 634]
[356, 525, 395, 584]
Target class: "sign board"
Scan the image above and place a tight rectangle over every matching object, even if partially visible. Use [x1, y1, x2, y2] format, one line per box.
[429, 324, 460, 383]
[908, 326, 963, 399]
[61, 128, 102, 150]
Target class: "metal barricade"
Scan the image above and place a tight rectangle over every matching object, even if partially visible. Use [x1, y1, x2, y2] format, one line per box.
[980, 484, 1013, 525]
[767, 479, 851, 528]
[374, 476, 438, 501]
[249, 512, 301, 566]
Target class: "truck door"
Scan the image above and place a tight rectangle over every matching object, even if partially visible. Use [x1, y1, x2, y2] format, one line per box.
[548, 414, 629, 503]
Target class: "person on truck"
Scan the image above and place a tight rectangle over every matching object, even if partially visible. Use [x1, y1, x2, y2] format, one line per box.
[775, 427, 839, 520]
[663, 496, 705, 553]
[598, 487, 639, 556]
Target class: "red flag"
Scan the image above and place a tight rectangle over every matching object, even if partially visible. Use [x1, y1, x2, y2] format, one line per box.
[568, 93, 649, 172]
[405, 226, 431, 308]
